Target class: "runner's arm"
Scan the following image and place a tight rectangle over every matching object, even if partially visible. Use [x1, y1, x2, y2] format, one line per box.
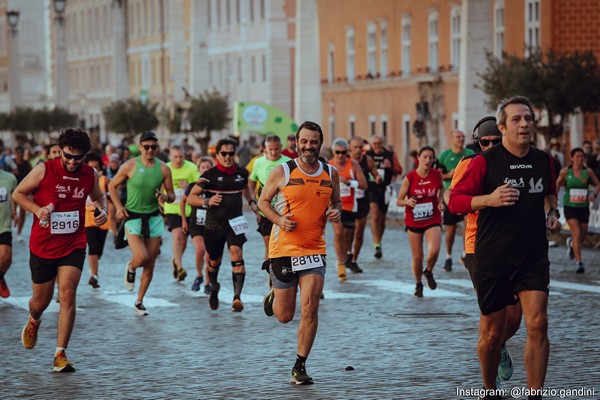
[352, 160, 368, 190]
[396, 176, 415, 208]
[258, 164, 286, 226]
[391, 153, 403, 176]
[555, 167, 568, 188]
[108, 159, 133, 216]
[326, 167, 342, 223]
[12, 163, 46, 218]
[159, 163, 175, 203]
[367, 155, 383, 184]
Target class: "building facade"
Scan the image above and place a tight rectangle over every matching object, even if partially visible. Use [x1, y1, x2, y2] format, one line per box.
[319, 0, 600, 168]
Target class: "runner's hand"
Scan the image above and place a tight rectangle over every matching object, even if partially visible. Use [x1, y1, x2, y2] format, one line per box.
[209, 194, 222, 207]
[325, 208, 341, 223]
[181, 218, 188, 235]
[94, 208, 108, 226]
[278, 213, 297, 232]
[488, 183, 520, 207]
[546, 215, 561, 234]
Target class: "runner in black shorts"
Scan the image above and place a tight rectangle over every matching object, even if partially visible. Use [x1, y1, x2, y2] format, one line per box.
[0, 168, 17, 298]
[348, 137, 381, 272]
[181, 156, 214, 294]
[449, 96, 561, 396]
[366, 135, 402, 259]
[186, 139, 259, 312]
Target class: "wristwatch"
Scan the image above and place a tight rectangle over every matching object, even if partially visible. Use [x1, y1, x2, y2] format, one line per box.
[547, 207, 560, 219]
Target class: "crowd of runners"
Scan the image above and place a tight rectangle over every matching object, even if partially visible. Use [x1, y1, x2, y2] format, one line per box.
[1, 95, 599, 398]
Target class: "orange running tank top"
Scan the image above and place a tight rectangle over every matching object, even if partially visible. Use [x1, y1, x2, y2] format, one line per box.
[329, 159, 356, 212]
[269, 160, 334, 258]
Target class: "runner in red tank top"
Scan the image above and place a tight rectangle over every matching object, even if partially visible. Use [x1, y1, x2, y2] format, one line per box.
[12, 128, 108, 373]
[396, 146, 444, 298]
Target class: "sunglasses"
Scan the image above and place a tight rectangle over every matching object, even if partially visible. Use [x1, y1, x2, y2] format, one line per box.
[334, 150, 348, 155]
[479, 138, 502, 146]
[62, 150, 86, 161]
[142, 144, 159, 151]
[219, 151, 236, 157]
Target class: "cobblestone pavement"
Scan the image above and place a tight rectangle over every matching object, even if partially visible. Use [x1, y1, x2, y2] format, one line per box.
[1, 212, 599, 399]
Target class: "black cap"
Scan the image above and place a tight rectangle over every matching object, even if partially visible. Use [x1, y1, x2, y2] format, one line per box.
[287, 134, 296, 140]
[140, 131, 158, 143]
[473, 117, 500, 142]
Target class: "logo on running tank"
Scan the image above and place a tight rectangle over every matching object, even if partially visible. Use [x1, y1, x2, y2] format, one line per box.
[504, 177, 525, 188]
[509, 164, 533, 169]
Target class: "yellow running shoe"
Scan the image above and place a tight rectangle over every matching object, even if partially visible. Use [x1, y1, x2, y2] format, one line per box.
[53, 350, 75, 373]
[337, 264, 347, 281]
[21, 316, 41, 349]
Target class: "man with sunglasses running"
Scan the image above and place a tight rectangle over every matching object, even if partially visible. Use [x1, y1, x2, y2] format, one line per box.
[109, 131, 175, 316]
[13, 128, 108, 372]
[187, 138, 258, 312]
[444, 117, 521, 388]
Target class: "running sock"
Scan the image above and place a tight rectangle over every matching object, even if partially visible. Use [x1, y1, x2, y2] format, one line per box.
[232, 272, 245, 298]
[55, 347, 66, 356]
[294, 355, 307, 370]
[446, 254, 452, 259]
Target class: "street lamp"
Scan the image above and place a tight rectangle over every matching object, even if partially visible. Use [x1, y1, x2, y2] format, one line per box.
[53, 0, 66, 23]
[6, 10, 21, 110]
[6, 10, 19, 34]
[53, 0, 68, 108]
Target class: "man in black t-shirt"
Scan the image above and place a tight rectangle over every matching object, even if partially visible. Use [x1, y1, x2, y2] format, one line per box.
[449, 96, 561, 399]
[186, 139, 258, 312]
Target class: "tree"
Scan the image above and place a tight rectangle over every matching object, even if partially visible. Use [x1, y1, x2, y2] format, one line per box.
[189, 90, 231, 155]
[479, 49, 600, 143]
[29, 107, 78, 134]
[103, 98, 159, 138]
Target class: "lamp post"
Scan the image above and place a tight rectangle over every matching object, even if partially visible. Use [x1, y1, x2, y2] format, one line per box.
[53, 0, 68, 109]
[6, 10, 21, 111]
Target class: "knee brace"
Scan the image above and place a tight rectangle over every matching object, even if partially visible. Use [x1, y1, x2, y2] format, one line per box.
[208, 262, 221, 272]
[231, 259, 244, 268]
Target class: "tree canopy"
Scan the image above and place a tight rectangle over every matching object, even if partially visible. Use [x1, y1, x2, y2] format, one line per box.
[189, 89, 231, 154]
[102, 98, 159, 137]
[479, 49, 600, 141]
[0, 107, 77, 133]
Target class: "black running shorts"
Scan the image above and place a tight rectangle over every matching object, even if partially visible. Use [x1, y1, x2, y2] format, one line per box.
[29, 248, 86, 284]
[268, 256, 326, 289]
[0, 231, 12, 246]
[564, 206, 590, 224]
[85, 227, 108, 258]
[204, 228, 247, 261]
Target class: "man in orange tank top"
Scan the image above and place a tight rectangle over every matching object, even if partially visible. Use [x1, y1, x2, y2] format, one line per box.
[258, 121, 341, 385]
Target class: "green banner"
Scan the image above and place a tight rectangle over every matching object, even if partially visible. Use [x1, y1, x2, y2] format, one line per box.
[234, 101, 298, 141]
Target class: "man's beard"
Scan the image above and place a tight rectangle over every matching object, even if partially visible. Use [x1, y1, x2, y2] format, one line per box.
[299, 148, 319, 165]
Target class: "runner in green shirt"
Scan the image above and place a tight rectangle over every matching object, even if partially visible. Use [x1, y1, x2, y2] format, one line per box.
[165, 145, 200, 282]
[249, 135, 290, 261]
[437, 129, 473, 272]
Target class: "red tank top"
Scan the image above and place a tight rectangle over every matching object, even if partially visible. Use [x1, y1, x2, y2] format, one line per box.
[404, 168, 442, 228]
[30, 159, 95, 259]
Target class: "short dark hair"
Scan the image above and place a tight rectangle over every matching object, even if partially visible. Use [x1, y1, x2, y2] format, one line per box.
[296, 121, 323, 143]
[215, 138, 237, 154]
[495, 96, 535, 126]
[85, 152, 103, 164]
[418, 145, 436, 158]
[58, 128, 92, 154]
[570, 147, 584, 158]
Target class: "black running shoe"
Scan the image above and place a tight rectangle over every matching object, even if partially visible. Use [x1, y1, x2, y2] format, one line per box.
[209, 283, 220, 310]
[290, 365, 313, 385]
[172, 258, 178, 279]
[88, 275, 100, 289]
[263, 290, 274, 317]
[423, 269, 437, 290]
[414, 283, 423, 298]
[443, 258, 452, 272]
[374, 244, 382, 259]
[346, 261, 363, 273]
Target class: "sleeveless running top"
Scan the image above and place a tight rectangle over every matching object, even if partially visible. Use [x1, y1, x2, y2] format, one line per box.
[329, 159, 356, 212]
[563, 168, 590, 208]
[30, 158, 95, 259]
[125, 157, 164, 214]
[404, 168, 443, 228]
[269, 160, 334, 258]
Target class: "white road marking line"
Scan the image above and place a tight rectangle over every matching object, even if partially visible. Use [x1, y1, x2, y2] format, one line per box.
[354, 279, 468, 297]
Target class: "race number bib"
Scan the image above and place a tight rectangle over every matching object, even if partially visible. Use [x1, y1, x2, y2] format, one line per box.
[228, 215, 249, 235]
[413, 202, 434, 221]
[50, 211, 80, 234]
[174, 189, 185, 204]
[377, 168, 385, 181]
[291, 254, 324, 272]
[355, 187, 365, 199]
[569, 188, 588, 204]
[340, 183, 351, 197]
[195, 208, 206, 225]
